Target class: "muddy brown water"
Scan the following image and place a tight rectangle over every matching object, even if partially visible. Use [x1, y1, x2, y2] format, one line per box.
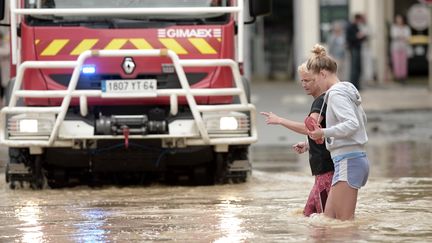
[0, 139, 431, 242]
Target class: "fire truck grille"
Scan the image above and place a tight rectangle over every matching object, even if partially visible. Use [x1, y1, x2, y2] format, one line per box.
[49, 73, 207, 90]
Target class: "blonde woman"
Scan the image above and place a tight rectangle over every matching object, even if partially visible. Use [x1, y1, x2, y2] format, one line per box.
[306, 44, 369, 221]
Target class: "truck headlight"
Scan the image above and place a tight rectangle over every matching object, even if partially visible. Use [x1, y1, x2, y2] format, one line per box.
[219, 116, 238, 130]
[8, 114, 55, 136]
[203, 112, 249, 135]
[19, 119, 39, 133]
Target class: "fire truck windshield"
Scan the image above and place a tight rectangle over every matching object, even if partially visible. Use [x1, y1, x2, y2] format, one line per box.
[33, 0, 225, 8]
[25, 0, 230, 23]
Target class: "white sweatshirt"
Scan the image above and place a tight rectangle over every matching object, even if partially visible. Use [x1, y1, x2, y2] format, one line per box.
[322, 82, 368, 157]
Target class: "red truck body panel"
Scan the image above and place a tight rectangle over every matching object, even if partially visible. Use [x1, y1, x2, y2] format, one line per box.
[19, 20, 236, 106]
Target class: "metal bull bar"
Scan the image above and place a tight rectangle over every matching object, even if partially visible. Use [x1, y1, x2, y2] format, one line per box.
[0, 49, 258, 147]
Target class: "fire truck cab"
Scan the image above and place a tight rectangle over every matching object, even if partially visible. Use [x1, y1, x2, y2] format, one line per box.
[0, 0, 270, 188]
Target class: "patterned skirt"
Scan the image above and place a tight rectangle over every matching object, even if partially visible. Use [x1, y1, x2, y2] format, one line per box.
[303, 171, 334, 217]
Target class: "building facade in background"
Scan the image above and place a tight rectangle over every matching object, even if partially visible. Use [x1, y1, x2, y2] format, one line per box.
[251, 0, 430, 83]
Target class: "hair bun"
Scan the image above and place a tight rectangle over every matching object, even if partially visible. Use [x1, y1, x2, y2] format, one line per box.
[311, 44, 326, 57]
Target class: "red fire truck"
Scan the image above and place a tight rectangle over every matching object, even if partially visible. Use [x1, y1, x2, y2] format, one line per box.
[0, 0, 270, 188]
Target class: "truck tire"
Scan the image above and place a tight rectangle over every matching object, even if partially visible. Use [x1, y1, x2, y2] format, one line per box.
[213, 153, 229, 184]
[213, 146, 250, 184]
[46, 169, 68, 189]
[6, 148, 45, 189]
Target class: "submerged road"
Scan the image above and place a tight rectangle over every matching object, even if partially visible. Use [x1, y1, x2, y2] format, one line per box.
[0, 138, 431, 242]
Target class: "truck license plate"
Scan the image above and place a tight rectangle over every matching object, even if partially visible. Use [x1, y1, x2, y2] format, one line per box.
[101, 79, 157, 97]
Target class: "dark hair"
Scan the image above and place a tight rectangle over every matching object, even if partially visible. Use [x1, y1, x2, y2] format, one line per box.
[394, 14, 406, 25]
[354, 13, 363, 21]
[306, 44, 338, 74]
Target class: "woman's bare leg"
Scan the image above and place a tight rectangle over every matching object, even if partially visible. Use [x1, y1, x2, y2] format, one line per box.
[324, 181, 358, 220]
[324, 187, 336, 218]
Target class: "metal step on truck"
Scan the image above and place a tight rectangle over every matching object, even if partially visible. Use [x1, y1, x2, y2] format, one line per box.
[0, 0, 271, 188]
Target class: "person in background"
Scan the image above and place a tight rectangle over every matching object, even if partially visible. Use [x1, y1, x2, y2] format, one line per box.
[327, 21, 347, 81]
[346, 14, 367, 91]
[390, 14, 411, 84]
[260, 63, 334, 217]
[359, 16, 374, 84]
[307, 44, 369, 221]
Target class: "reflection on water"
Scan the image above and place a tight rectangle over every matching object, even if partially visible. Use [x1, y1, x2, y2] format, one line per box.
[367, 140, 432, 177]
[16, 202, 44, 243]
[74, 208, 108, 243]
[214, 197, 252, 243]
[0, 140, 431, 242]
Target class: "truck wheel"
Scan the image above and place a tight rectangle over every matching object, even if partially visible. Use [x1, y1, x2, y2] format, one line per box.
[6, 148, 45, 189]
[193, 166, 212, 185]
[30, 156, 45, 190]
[213, 148, 250, 184]
[46, 169, 68, 189]
[6, 148, 29, 189]
[5, 163, 10, 183]
[213, 153, 229, 184]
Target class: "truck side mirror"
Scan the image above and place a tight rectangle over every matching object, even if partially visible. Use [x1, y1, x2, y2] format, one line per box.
[249, 0, 272, 17]
[0, 0, 4, 21]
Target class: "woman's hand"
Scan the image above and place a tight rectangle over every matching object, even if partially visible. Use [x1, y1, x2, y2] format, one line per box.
[260, 111, 282, 125]
[292, 141, 309, 154]
[308, 128, 324, 141]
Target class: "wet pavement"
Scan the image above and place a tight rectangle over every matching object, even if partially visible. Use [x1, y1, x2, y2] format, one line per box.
[0, 82, 432, 242]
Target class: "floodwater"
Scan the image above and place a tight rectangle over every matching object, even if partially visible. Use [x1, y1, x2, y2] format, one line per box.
[0, 138, 431, 242]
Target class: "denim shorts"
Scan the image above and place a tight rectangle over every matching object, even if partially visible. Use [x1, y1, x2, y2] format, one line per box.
[332, 152, 369, 189]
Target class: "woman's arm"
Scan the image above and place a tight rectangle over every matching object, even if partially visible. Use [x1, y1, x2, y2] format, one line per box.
[260, 111, 308, 135]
